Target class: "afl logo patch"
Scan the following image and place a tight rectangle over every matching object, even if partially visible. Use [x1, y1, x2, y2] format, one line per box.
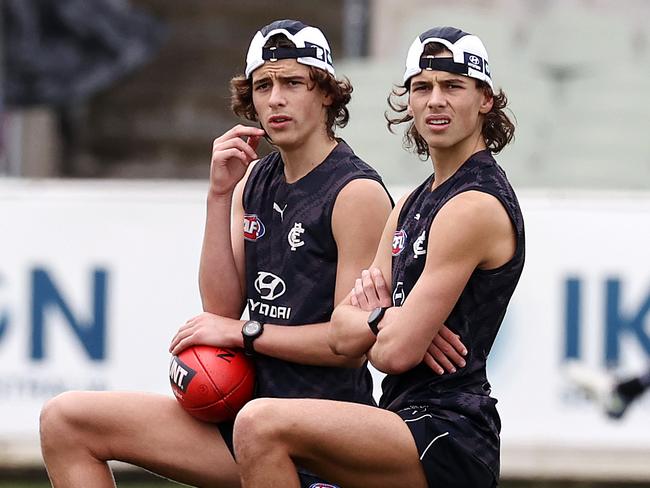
[392, 229, 407, 256]
[243, 214, 265, 241]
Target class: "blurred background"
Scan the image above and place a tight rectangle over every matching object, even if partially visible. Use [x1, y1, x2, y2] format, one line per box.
[1, 0, 649, 486]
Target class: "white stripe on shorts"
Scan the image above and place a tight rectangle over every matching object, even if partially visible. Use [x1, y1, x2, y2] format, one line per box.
[404, 414, 433, 423]
[419, 431, 450, 460]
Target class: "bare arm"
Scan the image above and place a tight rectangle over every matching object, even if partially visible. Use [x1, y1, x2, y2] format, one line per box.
[367, 191, 516, 374]
[172, 178, 393, 367]
[328, 193, 404, 357]
[199, 125, 264, 318]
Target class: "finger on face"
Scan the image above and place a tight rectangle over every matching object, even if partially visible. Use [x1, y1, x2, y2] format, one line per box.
[214, 137, 258, 162]
[223, 124, 265, 141]
[246, 134, 262, 154]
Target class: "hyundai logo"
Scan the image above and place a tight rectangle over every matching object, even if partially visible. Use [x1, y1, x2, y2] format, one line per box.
[254, 272, 287, 301]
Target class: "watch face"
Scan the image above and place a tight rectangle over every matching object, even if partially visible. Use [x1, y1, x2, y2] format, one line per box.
[368, 307, 383, 324]
[244, 321, 261, 336]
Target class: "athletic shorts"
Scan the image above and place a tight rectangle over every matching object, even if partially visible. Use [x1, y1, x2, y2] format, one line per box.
[218, 421, 340, 488]
[396, 406, 497, 488]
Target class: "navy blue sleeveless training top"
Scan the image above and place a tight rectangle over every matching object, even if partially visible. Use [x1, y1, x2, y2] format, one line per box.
[243, 140, 388, 404]
[380, 149, 525, 478]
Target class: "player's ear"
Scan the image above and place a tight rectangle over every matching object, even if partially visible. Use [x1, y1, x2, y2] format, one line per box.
[479, 86, 493, 114]
[407, 103, 414, 117]
[322, 91, 333, 107]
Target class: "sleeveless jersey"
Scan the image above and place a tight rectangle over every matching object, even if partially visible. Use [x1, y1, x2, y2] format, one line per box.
[380, 149, 525, 478]
[243, 140, 388, 404]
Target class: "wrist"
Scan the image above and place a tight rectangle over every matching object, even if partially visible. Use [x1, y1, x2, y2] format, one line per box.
[242, 320, 265, 356]
[207, 188, 234, 205]
[233, 319, 246, 348]
[367, 306, 391, 335]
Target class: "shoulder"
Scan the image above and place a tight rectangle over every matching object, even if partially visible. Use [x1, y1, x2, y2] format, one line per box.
[336, 177, 388, 203]
[333, 178, 392, 224]
[435, 190, 512, 241]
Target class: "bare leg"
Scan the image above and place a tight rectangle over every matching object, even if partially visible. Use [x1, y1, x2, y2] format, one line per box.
[233, 398, 427, 488]
[40, 391, 240, 488]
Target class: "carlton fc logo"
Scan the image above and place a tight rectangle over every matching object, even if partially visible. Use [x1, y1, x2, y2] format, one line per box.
[392, 229, 407, 256]
[243, 214, 265, 241]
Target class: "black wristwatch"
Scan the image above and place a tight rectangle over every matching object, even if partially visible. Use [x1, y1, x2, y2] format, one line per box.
[242, 320, 264, 356]
[367, 307, 390, 335]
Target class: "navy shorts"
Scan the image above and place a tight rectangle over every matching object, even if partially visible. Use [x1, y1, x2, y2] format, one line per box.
[217, 421, 340, 488]
[397, 406, 496, 488]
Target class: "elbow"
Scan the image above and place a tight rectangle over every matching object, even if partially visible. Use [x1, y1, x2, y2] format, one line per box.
[334, 354, 367, 369]
[327, 308, 347, 356]
[327, 325, 358, 358]
[327, 313, 367, 359]
[371, 345, 422, 375]
[326, 330, 366, 368]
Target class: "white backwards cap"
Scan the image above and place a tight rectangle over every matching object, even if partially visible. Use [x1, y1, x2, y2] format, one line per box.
[245, 19, 335, 79]
[403, 26, 492, 89]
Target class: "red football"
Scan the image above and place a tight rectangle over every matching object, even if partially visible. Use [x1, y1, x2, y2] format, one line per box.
[169, 345, 255, 423]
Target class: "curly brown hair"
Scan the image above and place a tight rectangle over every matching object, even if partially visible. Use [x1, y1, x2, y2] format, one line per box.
[230, 34, 352, 140]
[386, 43, 515, 158]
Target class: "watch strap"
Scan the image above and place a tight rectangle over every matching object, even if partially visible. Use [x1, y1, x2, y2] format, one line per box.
[242, 320, 264, 356]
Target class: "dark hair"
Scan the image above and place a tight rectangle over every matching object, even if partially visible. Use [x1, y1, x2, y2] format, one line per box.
[230, 34, 352, 139]
[386, 42, 515, 158]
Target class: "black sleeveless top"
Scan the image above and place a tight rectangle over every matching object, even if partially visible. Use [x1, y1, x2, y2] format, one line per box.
[380, 149, 525, 478]
[243, 140, 389, 404]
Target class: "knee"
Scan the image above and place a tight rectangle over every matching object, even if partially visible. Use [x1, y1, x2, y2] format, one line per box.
[40, 391, 86, 452]
[233, 398, 288, 461]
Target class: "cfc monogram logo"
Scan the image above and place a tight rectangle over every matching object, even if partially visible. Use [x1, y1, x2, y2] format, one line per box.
[288, 222, 305, 251]
[413, 230, 426, 259]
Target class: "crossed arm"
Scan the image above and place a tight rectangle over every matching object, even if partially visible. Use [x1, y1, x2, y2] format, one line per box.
[330, 190, 516, 374]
